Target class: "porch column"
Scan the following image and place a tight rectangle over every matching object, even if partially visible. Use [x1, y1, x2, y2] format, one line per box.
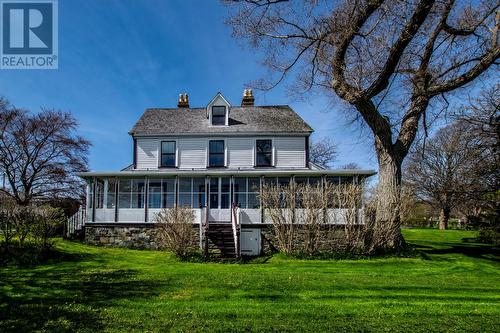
[322, 175, 327, 224]
[144, 177, 149, 223]
[260, 175, 264, 223]
[114, 177, 119, 222]
[92, 177, 97, 222]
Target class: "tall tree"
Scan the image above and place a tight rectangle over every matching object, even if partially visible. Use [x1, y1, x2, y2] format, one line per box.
[225, 0, 499, 249]
[0, 98, 91, 205]
[453, 84, 499, 224]
[309, 137, 337, 168]
[405, 121, 489, 229]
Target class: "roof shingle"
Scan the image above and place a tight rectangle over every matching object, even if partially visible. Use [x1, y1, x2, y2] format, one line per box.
[129, 105, 313, 135]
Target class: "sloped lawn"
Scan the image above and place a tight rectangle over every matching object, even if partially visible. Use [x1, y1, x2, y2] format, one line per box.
[1, 229, 499, 332]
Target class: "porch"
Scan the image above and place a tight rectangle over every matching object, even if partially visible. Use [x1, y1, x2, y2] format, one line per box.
[82, 173, 372, 225]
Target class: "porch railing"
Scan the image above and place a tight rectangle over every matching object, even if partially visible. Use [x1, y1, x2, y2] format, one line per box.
[66, 207, 86, 238]
[203, 205, 209, 261]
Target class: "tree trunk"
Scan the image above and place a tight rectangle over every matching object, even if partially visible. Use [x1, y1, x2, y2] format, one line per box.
[439, 207, 450, 230]
[369, 143, 406, 252]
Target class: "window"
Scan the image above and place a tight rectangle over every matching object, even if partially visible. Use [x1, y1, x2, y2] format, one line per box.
[118, 179, 145, 209]
[193, 177, 206, 208]
[234, 177, 260, 209]
[160, 141, 176, 167]
[106, 178, 117, 208]
[148, 178, 175, 209]
[211, 106, 226, 125]
[178, 177, 206, 208]
[179, 178, 192, 207]
[95, 179, 105, 209]
[209, 140, 225, 167]
[256, 139, 272, 167]
[94, 178, 118, 209]
[233, 177, 247, 208]
[248, 178, 260, 208]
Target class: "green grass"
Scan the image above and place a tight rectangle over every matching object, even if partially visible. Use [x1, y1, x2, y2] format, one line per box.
[1, 229, 499, 332]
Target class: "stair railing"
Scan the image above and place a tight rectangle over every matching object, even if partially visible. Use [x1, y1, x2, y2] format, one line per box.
[231, 203, 241, 258]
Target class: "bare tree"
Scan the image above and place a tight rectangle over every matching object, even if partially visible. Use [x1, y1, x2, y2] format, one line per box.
[309, 137, 337, 168]
[453, 85, 499, 224]
[225, 0, 499, 249]
[342, 162, 361, 169]
[405, 121, 490, 229]
[0, 98, 91, 205]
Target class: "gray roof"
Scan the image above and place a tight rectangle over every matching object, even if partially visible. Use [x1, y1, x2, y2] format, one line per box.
[129, 105, 313, 136]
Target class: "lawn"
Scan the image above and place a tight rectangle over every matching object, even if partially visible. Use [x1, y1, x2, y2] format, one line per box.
[1, 229, 499, 332]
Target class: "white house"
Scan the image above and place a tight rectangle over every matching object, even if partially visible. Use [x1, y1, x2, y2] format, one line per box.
[77, 90, 375, 256]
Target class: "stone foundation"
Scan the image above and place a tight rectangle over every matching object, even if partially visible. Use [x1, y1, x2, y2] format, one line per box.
[85, 224, 201, 250]
[85, 223, 359, 254]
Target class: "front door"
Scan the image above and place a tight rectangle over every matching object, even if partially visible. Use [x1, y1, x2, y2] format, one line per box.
[208, 177, 231, 222]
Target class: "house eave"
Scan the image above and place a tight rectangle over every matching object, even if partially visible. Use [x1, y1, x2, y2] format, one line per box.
[77, 168, 377, 178]
[128, 131, 314, 137]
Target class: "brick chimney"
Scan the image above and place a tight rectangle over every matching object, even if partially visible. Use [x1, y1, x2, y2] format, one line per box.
[241, 89, 255, 106]
[178, 93, 189, 108]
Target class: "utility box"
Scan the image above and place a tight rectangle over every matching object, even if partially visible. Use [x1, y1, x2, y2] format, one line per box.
[240, 228, 261, 256]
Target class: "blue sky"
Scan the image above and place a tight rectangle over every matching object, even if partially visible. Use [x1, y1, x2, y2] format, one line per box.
[0, 0, 376, 171]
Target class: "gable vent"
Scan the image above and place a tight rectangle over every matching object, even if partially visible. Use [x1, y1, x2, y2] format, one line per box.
[178, 93, 189, 108]
[241, 89, 255, 107]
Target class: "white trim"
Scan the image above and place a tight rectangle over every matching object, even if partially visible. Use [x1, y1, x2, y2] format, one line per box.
[206, 92, 231, 109]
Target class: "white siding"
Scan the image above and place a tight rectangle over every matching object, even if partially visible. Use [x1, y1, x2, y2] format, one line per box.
[228, 138, 254, 167]
[136, 138, 158, 169]
[275, 137, 306, 168]
[178, 138, 207, 168]
[135, 136, 307, 170]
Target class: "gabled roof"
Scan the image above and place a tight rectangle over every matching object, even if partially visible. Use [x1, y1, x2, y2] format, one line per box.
[129, 105, 314, 136]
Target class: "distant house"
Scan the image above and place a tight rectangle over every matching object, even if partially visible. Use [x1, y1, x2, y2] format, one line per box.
[77, 90, 375, 256]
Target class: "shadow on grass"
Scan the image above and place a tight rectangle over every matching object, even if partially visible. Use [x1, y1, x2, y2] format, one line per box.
[0, 252, 175, 332]
[410, 239, 500, 263]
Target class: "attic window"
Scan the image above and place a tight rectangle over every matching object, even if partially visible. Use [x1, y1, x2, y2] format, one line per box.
[211, 106, 226, 126]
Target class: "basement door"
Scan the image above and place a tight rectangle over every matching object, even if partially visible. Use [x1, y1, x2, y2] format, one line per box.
[240, 229, 261, 256]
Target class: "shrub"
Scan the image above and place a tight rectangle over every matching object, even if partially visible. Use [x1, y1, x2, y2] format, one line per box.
[31, 206, 65, 249]
[477, 227, 500, 245]
[0, 197, 17, 246]
[13, 205, 35, 245]
[260, 183, 296, 255]
[155, 206, 196, 258]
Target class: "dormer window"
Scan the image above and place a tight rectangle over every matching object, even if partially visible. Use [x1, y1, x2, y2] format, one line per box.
[211, 106, 226, 126]
[207, 92, 231, 126]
